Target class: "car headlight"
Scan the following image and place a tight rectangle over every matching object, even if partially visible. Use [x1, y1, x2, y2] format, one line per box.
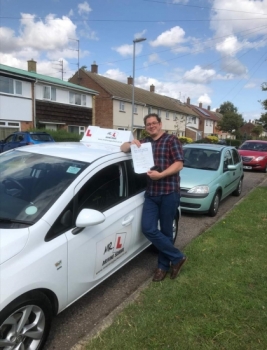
[255, 156, 265, 161]
[188, 185, 209, 194]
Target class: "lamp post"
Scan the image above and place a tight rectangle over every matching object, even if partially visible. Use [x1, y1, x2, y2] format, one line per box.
[131, 37, 146, 132]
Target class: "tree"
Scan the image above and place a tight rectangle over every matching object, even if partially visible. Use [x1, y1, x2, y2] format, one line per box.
[218, 101, 239, 115]
[251, 125, 263, 138]
[258, 83, 267, 128]
[217, 102, 244, 135]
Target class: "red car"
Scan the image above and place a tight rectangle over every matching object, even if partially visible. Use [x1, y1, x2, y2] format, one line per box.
[238, 140, 267, 173]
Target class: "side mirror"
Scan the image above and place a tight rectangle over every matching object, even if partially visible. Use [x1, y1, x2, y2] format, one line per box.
[76, 208, 106, 227]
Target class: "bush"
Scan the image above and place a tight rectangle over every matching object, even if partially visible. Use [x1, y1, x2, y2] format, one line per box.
[179, 136, 193, 144]
[29, 128, 81, 142]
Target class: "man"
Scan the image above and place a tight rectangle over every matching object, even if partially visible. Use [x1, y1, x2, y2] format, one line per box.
[121, 113, 186, 282]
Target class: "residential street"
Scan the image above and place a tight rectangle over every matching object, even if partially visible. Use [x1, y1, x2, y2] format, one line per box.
[44, 171, 267, 350]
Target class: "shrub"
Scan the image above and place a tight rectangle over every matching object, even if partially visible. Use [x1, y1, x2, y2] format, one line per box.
[179, 136, 193, 144]
[29, 128, 81, 142]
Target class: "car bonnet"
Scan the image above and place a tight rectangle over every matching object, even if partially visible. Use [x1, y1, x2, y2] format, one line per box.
[180, 167, 218, 188]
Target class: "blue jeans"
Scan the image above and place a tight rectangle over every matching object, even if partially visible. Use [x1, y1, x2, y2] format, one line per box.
[141, 192, 185, 271]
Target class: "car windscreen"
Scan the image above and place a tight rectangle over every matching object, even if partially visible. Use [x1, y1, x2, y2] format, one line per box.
[239, 142, 267, 151]
[0, 150, 89, 228]
[31, 133, 54, 141]
[183, 148, 221, 170]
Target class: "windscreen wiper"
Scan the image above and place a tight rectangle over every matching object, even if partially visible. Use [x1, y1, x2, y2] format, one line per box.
[0, 217, 34, 225]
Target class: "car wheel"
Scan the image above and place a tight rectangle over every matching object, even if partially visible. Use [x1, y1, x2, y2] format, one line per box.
[208, 191, 220, 217]
[232, 178, 243, 196]
[263, 163, 267, 173]
[0, 291, 52, 350]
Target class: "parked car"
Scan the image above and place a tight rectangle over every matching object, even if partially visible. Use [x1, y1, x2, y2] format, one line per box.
[217, 139, 227, 145]
[0, 131, 55, 153]
[238, 140, 267, 173]
[180, 143, 244, 216]
[0, 126, 180, 350]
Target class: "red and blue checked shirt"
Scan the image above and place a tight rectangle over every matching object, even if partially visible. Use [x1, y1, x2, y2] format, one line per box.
[141, 133, 184, 196]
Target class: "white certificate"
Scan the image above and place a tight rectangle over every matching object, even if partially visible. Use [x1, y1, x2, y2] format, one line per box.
[130, 142, 154, 174]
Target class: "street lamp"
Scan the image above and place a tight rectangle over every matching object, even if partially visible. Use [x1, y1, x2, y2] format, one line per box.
[131, 37, 146, 132]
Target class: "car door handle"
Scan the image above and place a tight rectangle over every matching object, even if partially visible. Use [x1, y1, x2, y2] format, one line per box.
[122, 215, 134, 226]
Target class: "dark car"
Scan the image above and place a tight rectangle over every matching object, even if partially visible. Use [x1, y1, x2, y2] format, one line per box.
[238, 140, 267, 173]
[0, 131, 55, 153]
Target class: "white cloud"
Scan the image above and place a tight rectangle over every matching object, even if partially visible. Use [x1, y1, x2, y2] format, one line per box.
[150, 26, 186, 48]
[221, 57, 248, 76]
[104, 69, 127, 82]
[183, 65, 217, 84]
[113, 43, 143, 57]
[244, 82, 256, 89]
[78, 2, 92, 15]
[18, 13, 77, 51]
[198, 93, 212, 106]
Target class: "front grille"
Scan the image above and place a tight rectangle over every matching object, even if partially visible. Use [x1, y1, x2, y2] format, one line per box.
[242, 156, 253, 162]
[180, 202, 201, 209]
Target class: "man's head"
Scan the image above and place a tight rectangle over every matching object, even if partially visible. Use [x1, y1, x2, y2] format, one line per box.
[143, 113, 163, 139]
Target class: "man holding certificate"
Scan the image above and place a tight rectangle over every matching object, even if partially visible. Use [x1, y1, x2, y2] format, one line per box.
[120, 113, 186, 282]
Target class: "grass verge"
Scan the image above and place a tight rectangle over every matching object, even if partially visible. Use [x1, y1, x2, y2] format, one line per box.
[86, 186, 267, 350]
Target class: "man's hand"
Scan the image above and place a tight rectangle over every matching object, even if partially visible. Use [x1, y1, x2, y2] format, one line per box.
[120, 139, 141, 152]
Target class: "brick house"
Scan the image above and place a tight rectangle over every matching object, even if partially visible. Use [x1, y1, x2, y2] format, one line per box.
[69, 63, 199, 139]
[0, 61, 98, 139]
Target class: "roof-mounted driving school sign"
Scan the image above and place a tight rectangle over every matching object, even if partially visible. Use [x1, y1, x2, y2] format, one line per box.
[81, 126, 134, 146]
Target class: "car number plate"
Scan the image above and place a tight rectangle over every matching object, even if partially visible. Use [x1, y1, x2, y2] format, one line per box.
[243, 166, 252, 169]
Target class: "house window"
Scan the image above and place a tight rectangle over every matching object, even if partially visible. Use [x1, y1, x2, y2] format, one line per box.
[69, 92, 86, 106]
[148, 106, 152, 114]
[68, 125, 85, 135]
[173, 113, 178, 121]
[43, 86, 56, 101]
[166, 111, 169, 120]
[0, 76, 22, 95]
[206, 120, 209, 126]
[119, 101, 125, 111]
[134, 104, 138, 114]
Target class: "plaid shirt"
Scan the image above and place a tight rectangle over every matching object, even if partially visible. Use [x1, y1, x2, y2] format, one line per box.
[141, 133, 184, 196]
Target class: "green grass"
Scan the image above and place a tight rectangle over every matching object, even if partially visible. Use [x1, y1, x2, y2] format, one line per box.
[85, 186, 267, 350]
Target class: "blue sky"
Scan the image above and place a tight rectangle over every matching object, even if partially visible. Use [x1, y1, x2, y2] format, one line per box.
[1, 0, 267, 121]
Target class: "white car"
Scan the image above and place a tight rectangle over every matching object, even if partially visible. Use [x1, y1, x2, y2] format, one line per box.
[0, 126, 180, 350]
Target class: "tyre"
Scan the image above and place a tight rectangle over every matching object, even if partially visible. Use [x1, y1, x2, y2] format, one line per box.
[232, 178, 243, 196]
[0, 291, 52, 350]
[208, 191, 220, 217]
[263, 163, 267, 173]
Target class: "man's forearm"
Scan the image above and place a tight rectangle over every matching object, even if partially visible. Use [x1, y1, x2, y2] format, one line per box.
[120, 142, 131, 153]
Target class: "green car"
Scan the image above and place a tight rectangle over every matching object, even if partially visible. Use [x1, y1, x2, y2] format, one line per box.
[180, 144, 244, 216]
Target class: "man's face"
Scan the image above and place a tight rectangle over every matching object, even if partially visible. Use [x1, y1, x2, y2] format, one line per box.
[145, 117, 162, 137]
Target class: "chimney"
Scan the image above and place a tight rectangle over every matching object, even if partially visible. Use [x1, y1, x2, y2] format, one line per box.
[207, 105, 210, 110]
[127, 76, 133, 85]
[91, 61, 98, 74]
[187, 97, 190, 105]
[199, 102, 202, 108]
[150, 84, 155, 93]
[27, 59, 37, 73]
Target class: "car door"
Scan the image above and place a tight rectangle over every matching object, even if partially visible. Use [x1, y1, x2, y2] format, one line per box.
[65, 160, 140, 304]
[2, 134, 16, 152]
[221, 149, 238, 198]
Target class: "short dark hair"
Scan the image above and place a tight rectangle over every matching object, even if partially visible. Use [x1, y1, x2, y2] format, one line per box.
[144, 113, 161, 126]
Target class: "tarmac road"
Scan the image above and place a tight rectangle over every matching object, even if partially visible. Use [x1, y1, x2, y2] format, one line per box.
[44, 171, 266, 350]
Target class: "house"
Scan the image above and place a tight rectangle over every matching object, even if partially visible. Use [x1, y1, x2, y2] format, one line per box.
[185, 98, 229, 140]
[69, 63, 200, 139]
[0, 61, 98, 139]
[239, 121, 267, 139]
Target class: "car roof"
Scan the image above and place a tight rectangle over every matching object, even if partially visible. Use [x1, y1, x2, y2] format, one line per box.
[183, 143, 229, 151]
[13, 141, 125, 163]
